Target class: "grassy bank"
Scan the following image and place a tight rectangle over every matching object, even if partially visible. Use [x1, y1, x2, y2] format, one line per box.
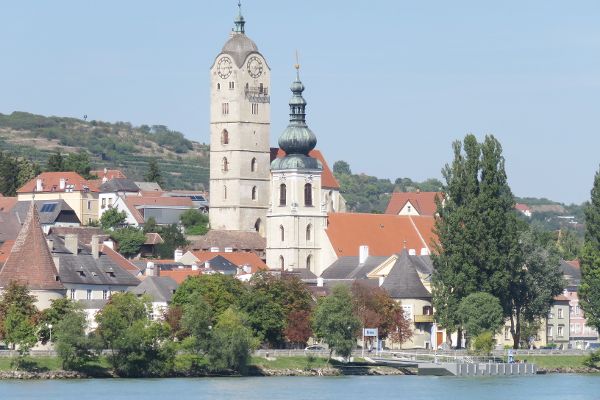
[251, 356, 332, 370]
[516, 355, 588, 369]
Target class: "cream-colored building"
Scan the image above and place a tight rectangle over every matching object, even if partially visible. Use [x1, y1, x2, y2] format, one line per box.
[208, 6, 271, 234]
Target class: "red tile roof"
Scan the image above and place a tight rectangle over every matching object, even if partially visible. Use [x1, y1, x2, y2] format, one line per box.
[566, 260, 580, 269]
[144, 233, 164, 245]
[160, 269, 202, 284]
[515, 203, 531, 212]
[0, 204, 64, 290]
[0, 196, 17, 212]
[191, 251, 267, 273]
[554, 294, 569, 301]
[0, 240, 15, 265]
[101, 245, 141, 275]
[123, 196, 194, 223]
[90, 169, 127, 181]
[325, 213, 437, 257]
[18, 172, 99, 193]
[385, 192, 442, 216]
[271, 148, 340, 189]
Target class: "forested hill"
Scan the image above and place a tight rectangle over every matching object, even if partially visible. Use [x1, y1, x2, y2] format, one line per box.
[0, 111, 209, 190]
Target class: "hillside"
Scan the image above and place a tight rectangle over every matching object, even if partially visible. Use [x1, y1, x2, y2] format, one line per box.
[0, 111, 209, 190]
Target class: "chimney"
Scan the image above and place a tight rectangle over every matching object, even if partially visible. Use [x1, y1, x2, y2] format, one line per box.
[146, 261, 155, 277]
[420, 248, 429, 256]
[65, 234, 78, 255]
[191, 263, 199, 271]
[359, 245, 369, 264]
[91, 235, 100, 259]
[416, 188, 421, 194]
[408, 248, 417, 256]
[174, 248, 183, 262]
[317, 277, 324, 287]
[36, 178, 43, 192]
[46, 239, 54, 251]
[53, 256, 60, 273]
[224, 247, 233, 253]
[379, 276, 385, 287]
[59, 178, 66, 190]
[210, 247, 219, 252]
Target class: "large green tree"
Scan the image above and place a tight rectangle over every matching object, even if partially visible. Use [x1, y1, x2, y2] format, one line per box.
[145, 159, 164, 187]
[580, 168, 600, 332]
[54, 306, 95, 370]
[458, 292, 504, 340]
[0, 282, 38, 342]
[100, 208, 127, 230]
[172, 274, 246, 317]
[110, 227, 146, 258]
[312, 285, 361, 359]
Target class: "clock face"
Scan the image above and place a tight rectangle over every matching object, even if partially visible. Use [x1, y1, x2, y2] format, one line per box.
[247, 56, 264, 78]
[217, 57, 233, 79]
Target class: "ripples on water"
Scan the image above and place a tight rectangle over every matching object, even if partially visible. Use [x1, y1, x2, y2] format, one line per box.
[1, 375, 599, 400]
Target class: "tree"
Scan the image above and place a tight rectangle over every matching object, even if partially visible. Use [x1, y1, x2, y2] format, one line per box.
[0, 153, 40, 197]
[145, 159, 164, 187]
[95, 292, 174, 377]
[181, 296, 213, 353]
[110, 227, 146, 258]
[54, 306, 95, 370]
[557, 229, 582, 261]
[156, 224, 188, 259]
[63, 152, 93, 178]
[0, 282, 38, 341]
[38, 297, 78, 344]
[180, 209, 209, 235]
[284, 310, 313, 348]
[333, 160, 351, 175]
[46, 151, 65, 172]
[206, 307, 258, 373]
[4, 305, 37, 368]
[100, 207, 127, 230]
[579, 167, 600, 333]
[457, 293, 504, 341]
[172, 274, 245, 317]
[312, 285, 361, 360]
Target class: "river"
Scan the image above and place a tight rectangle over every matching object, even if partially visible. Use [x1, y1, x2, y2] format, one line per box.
[0, 374, 599, 399]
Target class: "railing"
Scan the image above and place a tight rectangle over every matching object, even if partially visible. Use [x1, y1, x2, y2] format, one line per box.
[414, 314, 434, 323]
[245, 87, 270, 103]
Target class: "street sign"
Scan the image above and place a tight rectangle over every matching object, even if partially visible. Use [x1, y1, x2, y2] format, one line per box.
[363, 328, 378, 337]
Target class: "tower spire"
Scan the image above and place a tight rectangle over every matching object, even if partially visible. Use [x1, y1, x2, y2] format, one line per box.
[233, 1, 245, 34]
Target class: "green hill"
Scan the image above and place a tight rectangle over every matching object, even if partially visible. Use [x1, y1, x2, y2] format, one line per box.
[0, 111, 209, 190]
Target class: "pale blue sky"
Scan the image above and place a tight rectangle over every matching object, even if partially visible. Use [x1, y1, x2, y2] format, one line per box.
[1, 1, 599, 204]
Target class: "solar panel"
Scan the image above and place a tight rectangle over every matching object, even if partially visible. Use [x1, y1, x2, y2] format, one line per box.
[40, 203, 58, 213]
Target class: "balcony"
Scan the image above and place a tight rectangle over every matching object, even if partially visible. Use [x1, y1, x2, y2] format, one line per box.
[414, 314, 434, 323]
[245, 86, 270, 103]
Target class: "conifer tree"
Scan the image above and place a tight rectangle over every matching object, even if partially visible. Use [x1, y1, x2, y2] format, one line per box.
[580, 168, 600, 331]
[145, 159, 164, 187]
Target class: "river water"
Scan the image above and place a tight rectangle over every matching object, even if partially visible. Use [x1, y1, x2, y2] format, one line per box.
[0, 374, 599, 399]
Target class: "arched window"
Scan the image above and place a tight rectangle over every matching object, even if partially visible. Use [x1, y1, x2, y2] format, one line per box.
[280, 225, 285, 242]
[217, 83, 220, 90]
[251, 157, 257, 172]
[306, 255, 312, 270]
[251, 186, 257, 200]
[279, 255, 285, 270]
[279, 184, 286, 206]
[221, 129, 229, 145]
[306, 224, 312, 241]
[223, 185, 227, 200]
[222, 157, 229, 172]
[254, 218, 262, 234]
[304, 183, 313, 206]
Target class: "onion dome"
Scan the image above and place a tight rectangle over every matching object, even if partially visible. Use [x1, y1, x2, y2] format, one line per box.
[220, 1, 260, 68]
[271, 66, 322, 171]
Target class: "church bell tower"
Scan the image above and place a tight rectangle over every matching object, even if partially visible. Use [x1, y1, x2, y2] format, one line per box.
[209, 3, 271, 234]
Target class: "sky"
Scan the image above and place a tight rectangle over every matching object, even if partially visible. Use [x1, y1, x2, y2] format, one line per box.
[1, 1, 599, 204]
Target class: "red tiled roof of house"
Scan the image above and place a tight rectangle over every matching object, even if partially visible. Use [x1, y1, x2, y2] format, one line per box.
[0, 204, 64, 290]
[554, 294, 569, 301]
[90, 169, 127, 181]
[0, 240, 15, 265]
[385, 192, 442, 216]
[0, 196, 17, 212]
[325, 213, 437, 257]
[566, 260, 580, 269]
[100, 245, 141, 275]
[144, 233, 164, 245]
[123, 196, 194, 224]
[17, 172, 99, 193]
[515, 203, 531, 212]
[191, 251, 267, 273]
[140, 191, 165, 197]
[271, 148, 340, 189]
[160, 269, 202, 284]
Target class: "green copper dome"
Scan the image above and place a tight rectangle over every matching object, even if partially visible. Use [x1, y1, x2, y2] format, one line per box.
[271, 69, 321, 171]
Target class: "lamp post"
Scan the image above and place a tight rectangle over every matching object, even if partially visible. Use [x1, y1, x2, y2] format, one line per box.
[48, 324, 53, 344]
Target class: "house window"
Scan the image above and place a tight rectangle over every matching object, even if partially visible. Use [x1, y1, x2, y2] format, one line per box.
[306, 255, 312, 270]
[401, 305, 413, 320]
[222, 103, 229, 115]
[279, 256, 284, 270]
[407, 205, 412, 213]
[558, 326, 564, 337]
[251, 157, 257, 172]
[558, 308, 563, 319]
[229, 81, 234, 90]
[221, 129, 229, 145]
[87, 200, 92, 210]
[252, 186, 257, 201]
[279, 184, 286, 206]
[86, 289, 92, 300]
[103, 290, 108, 300]
[70, 289, 76, 300]
[306, 224, 312, 241]
[222, 157, 229, 172]
[252, 103, 258, 115]
[101, 198, 106, 208]
[280, 225, 285, 242]
[304, 183, 313, 206]
[547, 325, 553, 337]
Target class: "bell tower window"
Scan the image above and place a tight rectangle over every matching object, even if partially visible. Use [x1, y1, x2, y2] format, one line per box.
[222, 157, 229, 172]
[223, 185, 227, 200]
[279, 256, 285, 270]
[306, 255, 312, 270]
[279, 184, 287, 206]
[306, 224, 312, 241]
[252, 186, 257, 200]
[221, 129, 229, 145]
[280, 225, 285, 242]
[217, 83, 221, 90]
[251, 157, 257, 172]
[222, 103, 229, 115]
[229, 81, 234, 90]
[304, 183, 313, 206]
